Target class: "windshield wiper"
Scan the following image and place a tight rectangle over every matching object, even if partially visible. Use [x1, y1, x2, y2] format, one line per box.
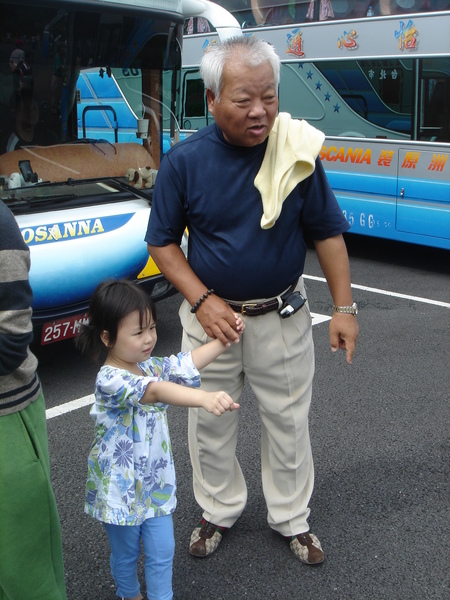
[6, 194, 78, 214]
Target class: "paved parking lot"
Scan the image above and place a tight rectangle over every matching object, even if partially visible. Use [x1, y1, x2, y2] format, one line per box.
[38, 236, 449, 599]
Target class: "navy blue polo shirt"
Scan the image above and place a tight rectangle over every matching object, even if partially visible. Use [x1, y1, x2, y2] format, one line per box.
[145, 123, 349, 301]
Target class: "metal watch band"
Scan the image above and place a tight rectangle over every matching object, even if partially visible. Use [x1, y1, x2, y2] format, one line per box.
[332, 302, 358, 315]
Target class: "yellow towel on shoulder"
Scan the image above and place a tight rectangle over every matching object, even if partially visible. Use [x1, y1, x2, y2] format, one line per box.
[255, 113, 325, 229]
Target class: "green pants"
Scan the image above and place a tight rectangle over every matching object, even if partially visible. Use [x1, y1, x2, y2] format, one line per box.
[0, 391, 67, 600]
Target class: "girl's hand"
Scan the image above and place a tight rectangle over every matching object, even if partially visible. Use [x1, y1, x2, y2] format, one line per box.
[202, 390, 240, 416]
[233, 314, 245, 341]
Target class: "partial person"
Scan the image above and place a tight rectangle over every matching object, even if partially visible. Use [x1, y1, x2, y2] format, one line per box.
[9, 48, 25, 72]
[75, 279, 243, 600]
[146, 36, 359, 566]
[0, 200, 67, 600]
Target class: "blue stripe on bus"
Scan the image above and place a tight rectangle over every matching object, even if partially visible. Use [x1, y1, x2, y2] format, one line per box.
[326, 171, 397, 196]
[327, 171, 449, 204]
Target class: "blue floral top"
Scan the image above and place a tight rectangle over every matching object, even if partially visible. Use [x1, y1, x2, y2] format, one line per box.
[85, 351, 200, 526]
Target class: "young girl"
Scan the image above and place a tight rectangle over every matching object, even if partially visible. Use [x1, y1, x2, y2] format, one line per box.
[75, 279, 243, 600]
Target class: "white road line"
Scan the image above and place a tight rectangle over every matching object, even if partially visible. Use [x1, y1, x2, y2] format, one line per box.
[304, 275, 450, 308]
[45, 280, 448, 421]
[46, 394, 94, 419]
[311, 312, 332, 326]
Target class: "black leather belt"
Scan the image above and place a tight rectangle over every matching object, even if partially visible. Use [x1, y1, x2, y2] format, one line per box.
[226, 282, 297, 317]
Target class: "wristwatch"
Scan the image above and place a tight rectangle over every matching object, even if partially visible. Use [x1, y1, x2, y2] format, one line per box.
[332, 302, 358, 316]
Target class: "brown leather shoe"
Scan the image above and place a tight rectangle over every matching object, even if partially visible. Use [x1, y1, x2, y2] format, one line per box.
[189, 519, 228, 557]
[289, 532, 324, 565]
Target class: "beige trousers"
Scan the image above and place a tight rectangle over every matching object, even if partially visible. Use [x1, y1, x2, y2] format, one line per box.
[180, 278, 315, 536]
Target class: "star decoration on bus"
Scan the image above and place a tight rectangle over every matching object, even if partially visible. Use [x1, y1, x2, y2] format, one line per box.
[315, 81, 322, 90]
[333, 103, 340, 112]
[324, 92, 331, 101]
[306, 70, 313, 79]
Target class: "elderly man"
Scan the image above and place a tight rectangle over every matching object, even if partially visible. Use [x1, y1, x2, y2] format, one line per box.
[146, 36, 358, 565]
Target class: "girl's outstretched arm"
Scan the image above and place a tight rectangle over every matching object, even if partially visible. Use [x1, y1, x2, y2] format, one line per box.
[140, 381, 239, 416]
[191, 314, 244, 371]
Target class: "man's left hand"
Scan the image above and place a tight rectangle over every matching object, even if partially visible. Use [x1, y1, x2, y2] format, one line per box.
[329, 313, 359, 364]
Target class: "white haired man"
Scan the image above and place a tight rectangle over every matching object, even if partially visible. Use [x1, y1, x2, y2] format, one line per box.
[146, 36, 359, 565]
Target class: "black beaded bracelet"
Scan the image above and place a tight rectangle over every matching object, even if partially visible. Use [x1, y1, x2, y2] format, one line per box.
[190, 289, 215, 313]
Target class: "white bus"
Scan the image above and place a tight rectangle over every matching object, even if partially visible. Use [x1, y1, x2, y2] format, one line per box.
[0, 0, 239, 344]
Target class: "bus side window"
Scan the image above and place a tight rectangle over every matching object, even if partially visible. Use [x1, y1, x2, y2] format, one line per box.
[184, 78, 205, 118]
[421, 77, 450, 142]
[182, 75, 208, 130]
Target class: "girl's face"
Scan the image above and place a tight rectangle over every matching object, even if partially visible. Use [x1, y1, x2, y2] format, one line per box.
[103, 309, 157, 369]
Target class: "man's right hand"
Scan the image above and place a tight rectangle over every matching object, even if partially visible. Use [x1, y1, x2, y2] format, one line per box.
[196, 294, 242, 345]
[147, 243, 242, 345]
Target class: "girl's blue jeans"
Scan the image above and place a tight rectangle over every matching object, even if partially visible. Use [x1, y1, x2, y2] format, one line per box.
[103, 515, 174, 600]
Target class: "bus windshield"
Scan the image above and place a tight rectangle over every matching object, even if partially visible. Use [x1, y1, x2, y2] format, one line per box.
[0, 0, 183, 193]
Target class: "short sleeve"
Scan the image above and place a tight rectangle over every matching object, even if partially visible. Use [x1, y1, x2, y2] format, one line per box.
[300, 158, 350, 240]
[145, 154, 187, 247]
[96, 367, 157, 409]
[140, 351, 201, 388]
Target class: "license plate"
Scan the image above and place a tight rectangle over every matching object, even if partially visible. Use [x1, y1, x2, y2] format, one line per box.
[41, 312, 90, 345]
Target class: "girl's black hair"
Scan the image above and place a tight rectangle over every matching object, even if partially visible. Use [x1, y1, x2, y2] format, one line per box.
[75, 279, 156, 362]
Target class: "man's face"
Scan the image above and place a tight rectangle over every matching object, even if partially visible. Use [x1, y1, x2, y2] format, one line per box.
[207, 58, 278, 147]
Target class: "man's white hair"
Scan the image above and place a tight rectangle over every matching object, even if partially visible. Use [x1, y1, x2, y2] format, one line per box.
[200, 36, 280, 100]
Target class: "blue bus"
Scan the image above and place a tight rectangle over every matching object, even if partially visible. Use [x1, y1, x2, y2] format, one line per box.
[180, 1, 450, 250]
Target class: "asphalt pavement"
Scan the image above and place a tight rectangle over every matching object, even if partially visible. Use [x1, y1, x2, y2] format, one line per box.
[37, 235, 449, 600]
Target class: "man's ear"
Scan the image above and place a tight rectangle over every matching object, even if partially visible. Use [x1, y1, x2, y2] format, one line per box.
[206, 88, 217, 114]
[100, 330, 110, 348]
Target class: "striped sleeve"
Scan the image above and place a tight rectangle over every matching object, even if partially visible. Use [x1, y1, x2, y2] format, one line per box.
[0, 201, 40, 414]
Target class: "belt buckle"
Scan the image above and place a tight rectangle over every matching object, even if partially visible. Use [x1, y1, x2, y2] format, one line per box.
[241, 303, 257, 315]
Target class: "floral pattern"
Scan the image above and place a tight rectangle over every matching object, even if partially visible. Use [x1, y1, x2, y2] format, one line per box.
[85, 352, 200, 526]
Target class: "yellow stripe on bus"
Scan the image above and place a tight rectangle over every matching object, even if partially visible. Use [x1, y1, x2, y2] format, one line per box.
[137, 256, 161, 279]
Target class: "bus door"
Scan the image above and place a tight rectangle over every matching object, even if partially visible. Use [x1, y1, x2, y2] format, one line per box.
[396, 147, 450, 242]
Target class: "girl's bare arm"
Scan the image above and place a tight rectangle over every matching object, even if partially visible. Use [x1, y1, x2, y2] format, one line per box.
[140, 380, 239, 416]
[191, 313, 244, 371]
